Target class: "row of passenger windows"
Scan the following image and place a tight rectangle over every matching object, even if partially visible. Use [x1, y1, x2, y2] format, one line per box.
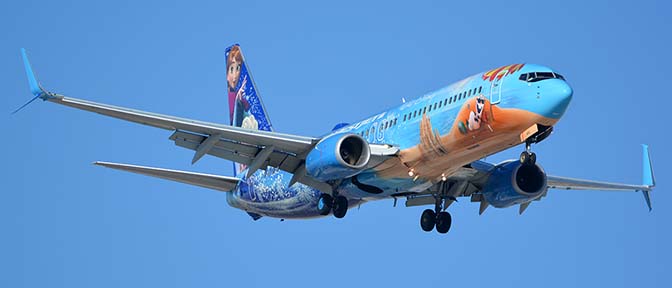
[355, 85, 484, 139]
[402, 85, 483, 122]
[519, 72, 565, 82]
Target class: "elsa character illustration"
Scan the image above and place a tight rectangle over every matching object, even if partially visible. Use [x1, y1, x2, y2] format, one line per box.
[227, 46, 257, 128]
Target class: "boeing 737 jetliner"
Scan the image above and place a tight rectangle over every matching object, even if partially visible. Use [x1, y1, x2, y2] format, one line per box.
[16, 45, 655, 234]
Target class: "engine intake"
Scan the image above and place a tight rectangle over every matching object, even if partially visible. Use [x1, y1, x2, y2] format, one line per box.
[481, 161, 547, 208]
[305, 133, 370, 181]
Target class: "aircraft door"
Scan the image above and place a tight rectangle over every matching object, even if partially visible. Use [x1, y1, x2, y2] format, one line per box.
[489, 69, 508, 105]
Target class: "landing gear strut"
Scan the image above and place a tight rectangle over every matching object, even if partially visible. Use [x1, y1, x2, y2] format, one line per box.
[520, 142, 537, 166]
[317, 193, 348, 219]
[419, 181, 453, 234]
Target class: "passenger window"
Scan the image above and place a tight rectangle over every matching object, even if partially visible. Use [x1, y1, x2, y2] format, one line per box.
[423, 107, 427, 114]
[438, 101, 442, 108]
[434, 103, 438, 110]
[478, 86, 482, 93]
[394, 118, 397, 125]
[428, 105, 432, 112]
[413, 111, 417, 117]
[468, 90, 472, 97]
[445, 99, 448, 105]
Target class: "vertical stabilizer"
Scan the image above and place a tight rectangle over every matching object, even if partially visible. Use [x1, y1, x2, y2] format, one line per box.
[225, 44, 274, 176]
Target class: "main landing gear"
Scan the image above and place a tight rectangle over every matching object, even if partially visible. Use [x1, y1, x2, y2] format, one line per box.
[421, 208, 452, 234]
[420, 181, 453, 234]
[317, 194, 349, 218]
[519, 142, 537, 166]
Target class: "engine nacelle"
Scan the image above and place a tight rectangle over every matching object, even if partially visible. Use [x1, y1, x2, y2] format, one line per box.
[481, 160, 547, 208]
[305, 133, 371, 181]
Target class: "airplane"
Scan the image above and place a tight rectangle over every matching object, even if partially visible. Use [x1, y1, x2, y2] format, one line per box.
[15, 45, 655, 234]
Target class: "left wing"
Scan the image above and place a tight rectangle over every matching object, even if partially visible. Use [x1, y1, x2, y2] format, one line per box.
[403, 145, 655, 212]
[546, 144, 655, 210]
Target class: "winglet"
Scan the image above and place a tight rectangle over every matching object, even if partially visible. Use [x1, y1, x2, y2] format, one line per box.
[21, 48, 45, 97]
[641, 144, 654, 211]
[13, 49, 51, 114]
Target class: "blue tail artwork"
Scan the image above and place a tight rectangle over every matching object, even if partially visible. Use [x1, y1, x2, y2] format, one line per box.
[226, 44, 274, 176]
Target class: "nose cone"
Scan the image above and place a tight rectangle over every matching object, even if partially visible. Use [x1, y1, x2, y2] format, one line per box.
[544, 80, 573, 118]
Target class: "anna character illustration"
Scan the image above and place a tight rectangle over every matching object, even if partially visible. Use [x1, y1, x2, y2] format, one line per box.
[227, 46, 258, 129]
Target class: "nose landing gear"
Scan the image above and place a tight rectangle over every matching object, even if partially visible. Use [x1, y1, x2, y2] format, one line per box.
[520, 125, 553, 166]
[520, 142, 537, 166]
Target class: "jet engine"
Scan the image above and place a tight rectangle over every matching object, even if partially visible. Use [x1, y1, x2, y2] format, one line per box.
[305, 133, 370, 181]
[481, 160, 547, 208]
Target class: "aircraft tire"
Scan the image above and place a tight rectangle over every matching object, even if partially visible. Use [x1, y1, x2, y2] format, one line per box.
[520, 151, 529, 165]
[317, 194, 333, 215]
[420, 209, 436, 232]
[435, 211, 452, 234]
[520, 151, 536, 166]
[332, 196, 348, 219]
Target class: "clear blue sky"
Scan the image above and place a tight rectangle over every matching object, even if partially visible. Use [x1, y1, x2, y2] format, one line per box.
[2, 1, 669, 287]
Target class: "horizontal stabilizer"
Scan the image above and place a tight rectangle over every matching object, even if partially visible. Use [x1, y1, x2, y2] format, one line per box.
[94, 161, 240, 192]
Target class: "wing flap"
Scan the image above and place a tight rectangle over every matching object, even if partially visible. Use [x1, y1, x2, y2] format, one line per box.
[94, 161, 240, 192]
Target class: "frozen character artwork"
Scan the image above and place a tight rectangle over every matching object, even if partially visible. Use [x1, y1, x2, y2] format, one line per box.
[458, 96, 491, 134]
[226, 46, 258, 130]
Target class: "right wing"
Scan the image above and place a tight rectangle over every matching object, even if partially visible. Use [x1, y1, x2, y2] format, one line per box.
[18, 49, 399, 194]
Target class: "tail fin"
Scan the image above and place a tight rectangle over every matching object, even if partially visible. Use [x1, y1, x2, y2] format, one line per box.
[225, 44, 273, 176]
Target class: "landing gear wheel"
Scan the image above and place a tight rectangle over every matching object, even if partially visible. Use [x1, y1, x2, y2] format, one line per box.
[420, 209, 436, 232]
[435, 212, 452, 234]
[520, 151, 529, 165]
[317, 194, 333, 215]
[520, 151, 536, 166]
[332, 196, 348, 219]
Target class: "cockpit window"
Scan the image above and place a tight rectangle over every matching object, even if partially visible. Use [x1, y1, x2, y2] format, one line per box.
[519, 72, 565, 82]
